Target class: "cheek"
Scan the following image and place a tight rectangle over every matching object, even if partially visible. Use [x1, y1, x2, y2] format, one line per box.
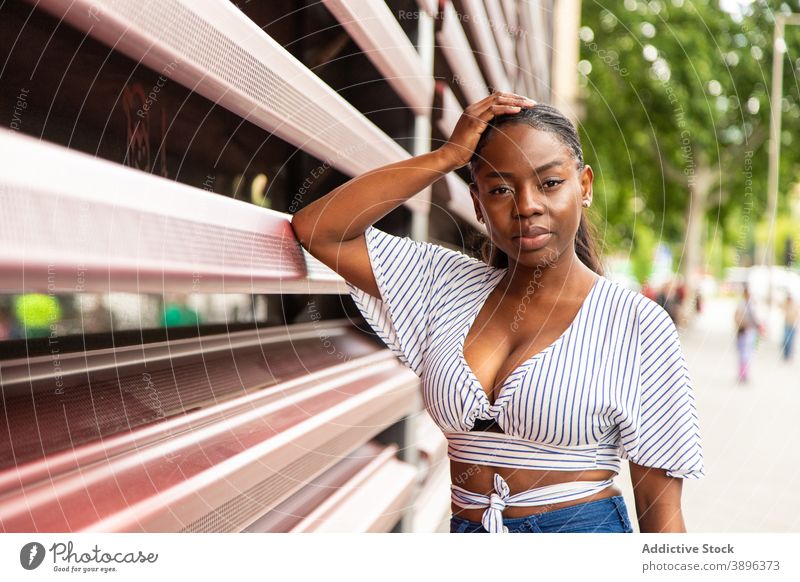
[554, 186, 583, 216]
[549, 202, 582, 239]
[482, 197, 513, 216]
[550, 196, 580, 219]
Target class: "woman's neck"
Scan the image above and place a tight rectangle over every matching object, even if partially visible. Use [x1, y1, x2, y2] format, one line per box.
[500, 251, 597, 304]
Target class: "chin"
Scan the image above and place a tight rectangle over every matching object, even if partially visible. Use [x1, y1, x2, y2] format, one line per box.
[509, 248, 561, 270]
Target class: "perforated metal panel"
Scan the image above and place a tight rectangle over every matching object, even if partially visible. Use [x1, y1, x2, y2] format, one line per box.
[0, 186, 300, 272]
[0, 130, 350, 294]
[0, 349, 419, 532]
[35, 0, 419, 187]
[0, 334, 377, 470]
[179, 412, 394, 533]
[244, 441, 382, 533]
[322, 0, 434, 116]
[437, 2, 489, 103]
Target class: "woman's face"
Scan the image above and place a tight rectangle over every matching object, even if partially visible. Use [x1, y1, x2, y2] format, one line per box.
[470, 124, 593, 269]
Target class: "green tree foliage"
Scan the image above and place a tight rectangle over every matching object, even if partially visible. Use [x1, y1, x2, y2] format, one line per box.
[578, 0, 800, 282]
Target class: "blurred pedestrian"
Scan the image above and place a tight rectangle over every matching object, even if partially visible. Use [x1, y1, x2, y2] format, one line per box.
[642, 282, 656, 301]
[733, 285, 762, 383]
[161, 293, 200, 328]
[782, 295, 798, 362]
[657, 280, 680, 324]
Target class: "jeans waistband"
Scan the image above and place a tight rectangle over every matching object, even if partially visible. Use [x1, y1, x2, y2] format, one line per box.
[450, 472, 616, 533]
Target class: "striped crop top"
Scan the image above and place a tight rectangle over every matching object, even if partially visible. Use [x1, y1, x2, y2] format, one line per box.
[345, 226, 705, 480]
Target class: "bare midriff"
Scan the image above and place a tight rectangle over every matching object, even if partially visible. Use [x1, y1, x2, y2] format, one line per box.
[449, 459, 622, 522]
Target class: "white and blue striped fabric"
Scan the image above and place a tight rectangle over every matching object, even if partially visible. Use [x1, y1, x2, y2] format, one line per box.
[451, 472, 617, 533]
[346, 226, 705, 530]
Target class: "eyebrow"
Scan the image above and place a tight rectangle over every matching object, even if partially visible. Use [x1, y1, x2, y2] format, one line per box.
[483, 159, 566, 179]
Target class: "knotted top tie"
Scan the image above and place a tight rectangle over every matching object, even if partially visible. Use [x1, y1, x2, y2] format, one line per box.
[450, 473, 616, 533]
[450, 472, 512, 533]
[483, 473, 510, 532]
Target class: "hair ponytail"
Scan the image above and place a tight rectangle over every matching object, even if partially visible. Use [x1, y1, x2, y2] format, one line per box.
[574, 211, 604, 275]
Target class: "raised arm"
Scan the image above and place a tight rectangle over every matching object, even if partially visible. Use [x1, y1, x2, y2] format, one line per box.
[290, 92, 537, 298]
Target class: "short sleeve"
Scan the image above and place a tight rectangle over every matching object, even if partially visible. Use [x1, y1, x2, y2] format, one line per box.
[618, 300, 705, 479]
[345, 225, 462, 377]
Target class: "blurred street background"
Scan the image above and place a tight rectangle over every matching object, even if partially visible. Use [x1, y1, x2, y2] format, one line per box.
[681, 293, 800, 532]
[617, 288, 800, 532]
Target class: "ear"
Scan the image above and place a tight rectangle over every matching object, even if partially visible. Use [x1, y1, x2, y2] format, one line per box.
[469, 183, 484, 224]
[579, 164, 594, 207]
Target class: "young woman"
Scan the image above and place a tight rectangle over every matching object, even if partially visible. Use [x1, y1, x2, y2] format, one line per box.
[734, 284, 762, 382]
[291, 91, 705, 533]
[781, 295, 797, 362]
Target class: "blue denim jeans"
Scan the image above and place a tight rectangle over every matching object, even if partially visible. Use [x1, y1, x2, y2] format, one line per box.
[450, 495, 635, 533]
[783, 324, 796, 360]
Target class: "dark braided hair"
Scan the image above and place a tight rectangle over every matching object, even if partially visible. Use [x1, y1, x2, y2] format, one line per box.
[468, 103, 604, 275]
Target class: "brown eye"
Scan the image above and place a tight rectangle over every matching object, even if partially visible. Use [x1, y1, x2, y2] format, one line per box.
[490, 186, 512, 195]
[542, 179, 564, 190]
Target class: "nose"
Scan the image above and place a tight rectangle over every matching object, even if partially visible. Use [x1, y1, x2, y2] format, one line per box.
[514, 183, 546, 217]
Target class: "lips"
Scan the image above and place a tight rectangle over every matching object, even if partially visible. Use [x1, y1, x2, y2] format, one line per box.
[513, 225, 552, 251]
[514, 225, 551, 238]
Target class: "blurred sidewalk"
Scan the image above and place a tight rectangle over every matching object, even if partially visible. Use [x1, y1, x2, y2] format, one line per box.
[671, 295, 799, 532]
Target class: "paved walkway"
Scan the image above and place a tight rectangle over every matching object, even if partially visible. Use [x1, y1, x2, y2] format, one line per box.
[617, 295, 799, 532]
